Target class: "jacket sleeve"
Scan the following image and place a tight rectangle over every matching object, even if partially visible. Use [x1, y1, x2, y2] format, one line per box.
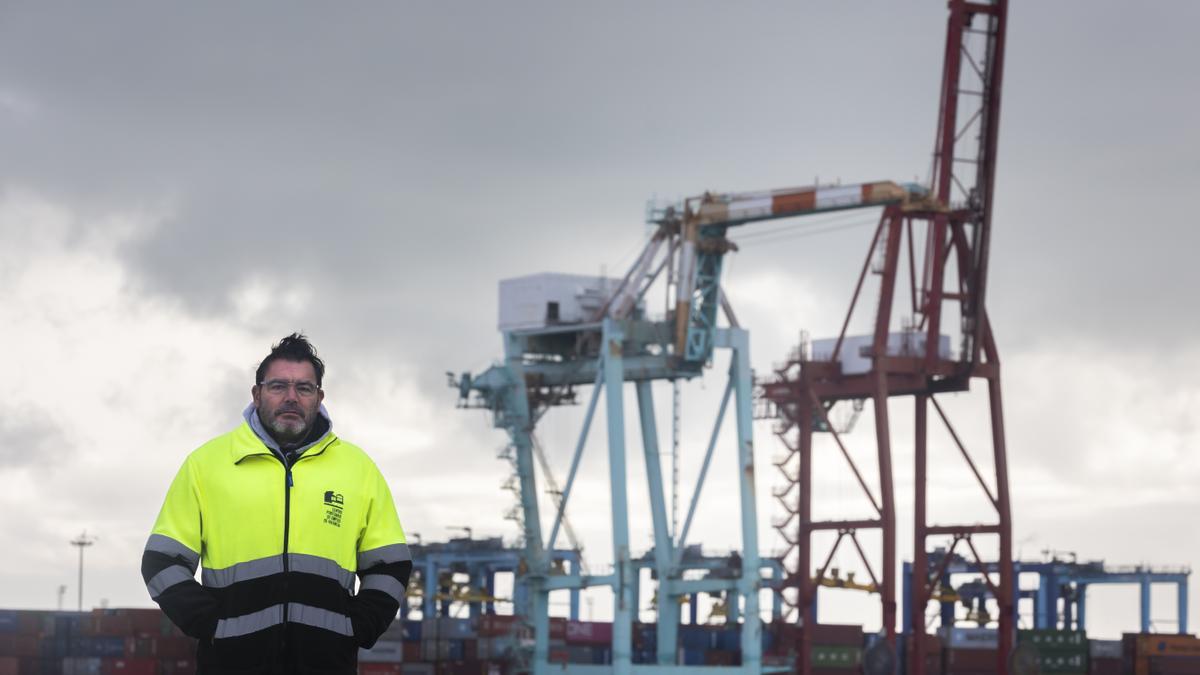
[349, 462, 412, 648]
[141, 458, 220, 640]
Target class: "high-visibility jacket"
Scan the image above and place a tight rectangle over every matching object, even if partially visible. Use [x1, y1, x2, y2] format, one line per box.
[141, 422, 411, 675]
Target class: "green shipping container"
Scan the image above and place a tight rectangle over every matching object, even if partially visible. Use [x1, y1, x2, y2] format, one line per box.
[1018, 629, 1088, 651]
[811, 645, 862, 669]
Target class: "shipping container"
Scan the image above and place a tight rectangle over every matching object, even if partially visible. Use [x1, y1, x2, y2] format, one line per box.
[476, 615, 522, 638]
[1089, 640, 1122, 659]
[420, 618, 475, 641]
[159, 658, 196, 675]
[0, 634, 40, 658]
[1088, 656, 1120, 675]
[679, 626, 717, 652]
[1147, 656, 1200, 674]
[938, 626, 998, 651]
[564, 621, 612, 645]
[359, 664, 402, 675]
[101, 657, 156, 675]
[1019, 629, 1087, 650]
[154, 636, 197, 660]
[62, 657, 102, 675]
[811, 645, 861, 669]
[1036, 651, 1087, 673]
[944, 647, 999, 671]
[67, 636, 126, 658]
[360, 640, 405, 663]
[704, 650, 738, 666]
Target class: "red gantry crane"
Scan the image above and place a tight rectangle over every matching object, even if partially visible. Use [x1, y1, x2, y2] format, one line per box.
[759, 1, 1012, 674]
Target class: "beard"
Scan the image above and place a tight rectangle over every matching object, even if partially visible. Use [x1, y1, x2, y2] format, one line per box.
[263, 405, 314, 445]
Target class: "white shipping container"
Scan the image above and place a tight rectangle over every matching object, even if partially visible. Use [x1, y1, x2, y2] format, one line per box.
[810, 332, 951, 375]
[498, 273, 625, 331]
[937, 626, 998, 650]
[359, 640, 404, 662]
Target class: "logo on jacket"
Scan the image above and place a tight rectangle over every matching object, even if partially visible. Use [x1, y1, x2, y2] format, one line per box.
[323, 491, 344, 527]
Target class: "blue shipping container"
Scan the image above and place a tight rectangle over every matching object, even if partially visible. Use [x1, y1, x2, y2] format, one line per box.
[680, 626, 715, 651]
[592, 645, 612, 664]
[55, 614, 84, 635]
[716, 629, 739, 652]
[404, 620, 422, 642]
[0, 610, 17, 633]
[682, 648, 706, 665]
[68, 636, 125, 658]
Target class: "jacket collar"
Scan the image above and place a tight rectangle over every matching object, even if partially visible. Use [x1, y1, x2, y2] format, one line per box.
[230, 417, 337, 464]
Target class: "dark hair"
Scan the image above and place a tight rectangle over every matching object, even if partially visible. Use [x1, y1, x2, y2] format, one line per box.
[256, 333, 326, 386]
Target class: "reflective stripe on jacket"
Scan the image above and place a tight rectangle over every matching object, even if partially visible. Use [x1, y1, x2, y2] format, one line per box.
[141, 422, 411, 675]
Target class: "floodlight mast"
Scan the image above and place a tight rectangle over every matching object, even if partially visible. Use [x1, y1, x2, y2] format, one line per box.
[69, 531, 97, 613]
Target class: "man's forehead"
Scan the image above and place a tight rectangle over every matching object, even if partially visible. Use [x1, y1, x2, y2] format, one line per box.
[263, 359, 318, 382]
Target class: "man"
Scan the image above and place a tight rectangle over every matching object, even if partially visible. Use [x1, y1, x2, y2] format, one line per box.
[142, 333, 411, 674]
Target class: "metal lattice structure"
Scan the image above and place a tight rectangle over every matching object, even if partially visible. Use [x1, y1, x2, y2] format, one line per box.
[759, 2, 1012, 674]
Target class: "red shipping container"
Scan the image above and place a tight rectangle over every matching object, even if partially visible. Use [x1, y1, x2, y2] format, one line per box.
[548, 648, 569, 664]
[160, 659, 196, 675]
[1149, 656, 1200, 675]
[808, 623, 863, 646]
[1090, 656, 1121, 675]
[13, 612, 44, 636]
[944, 647, 999, 671]
[565, 621, 612, 645]
[123, 637, 155, 658]
[477, 615, 521, 638]
[403, 643, 421, 661]
[359, 664, 402, 675]
[102, 657, 157, 675]
[704, 650, 738, 666]
[0, 634, 39, 657]
[155, 636, 197, 660]
[125, 611, 165, 637]
[0, 657, 15, 675]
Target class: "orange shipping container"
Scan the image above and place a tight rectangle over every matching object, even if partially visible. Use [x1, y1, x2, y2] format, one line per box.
[1135, 634, 1200, 658]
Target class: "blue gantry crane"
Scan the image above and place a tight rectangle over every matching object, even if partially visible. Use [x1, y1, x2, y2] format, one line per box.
[901, 549, 1191, 636]
[451, 180, 929, 675]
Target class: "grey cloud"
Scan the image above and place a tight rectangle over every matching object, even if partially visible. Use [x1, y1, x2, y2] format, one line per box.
[0, 405, 72, 468]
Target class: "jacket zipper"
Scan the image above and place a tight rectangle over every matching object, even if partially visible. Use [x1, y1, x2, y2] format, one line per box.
[281, 459, 293, 667]
[268, 438, 336, 668]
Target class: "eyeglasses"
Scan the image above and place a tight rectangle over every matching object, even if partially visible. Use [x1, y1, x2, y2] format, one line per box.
[259, 379, 320, 397]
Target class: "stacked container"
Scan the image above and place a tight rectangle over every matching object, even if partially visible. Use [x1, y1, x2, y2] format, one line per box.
[1017, 629, 1087, 675]
[938, 626, 997, 675]
[0, 608, 197, 675]
[419, 618, 477, 662]
[563, 621, 611, 665]
[762, 622, 863, 672]
[902, 632, 943, 675]
[1121, 633, 1200, 675]
[1087, 639, 1121, 675]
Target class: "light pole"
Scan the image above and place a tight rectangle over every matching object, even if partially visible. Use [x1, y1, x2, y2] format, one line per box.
[69, 532, 97, 613]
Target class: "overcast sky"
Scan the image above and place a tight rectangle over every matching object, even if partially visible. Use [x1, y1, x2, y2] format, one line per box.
[0, 2, 1196, 640]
